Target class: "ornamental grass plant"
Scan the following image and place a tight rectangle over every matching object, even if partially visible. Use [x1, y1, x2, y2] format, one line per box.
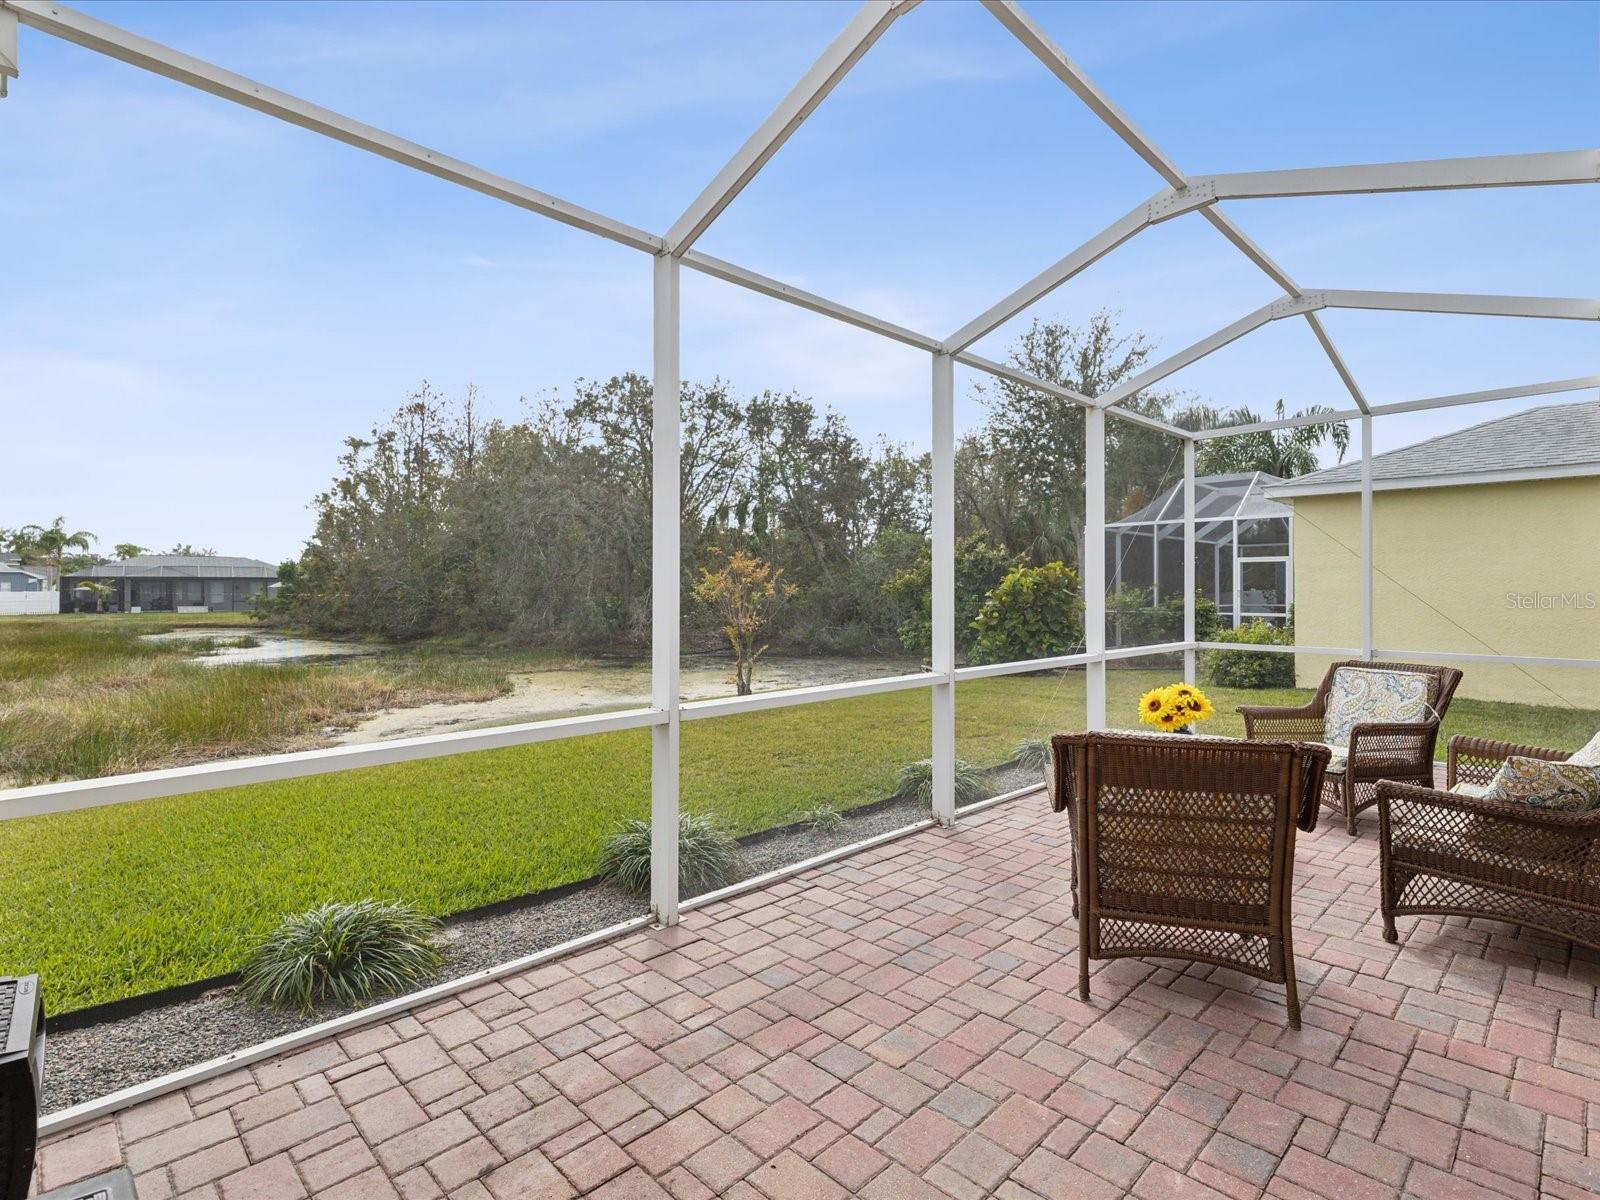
[240, 899, 443, 1013]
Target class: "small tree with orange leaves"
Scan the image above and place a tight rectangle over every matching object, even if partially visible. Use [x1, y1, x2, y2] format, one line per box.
[693, 549, 797, 696]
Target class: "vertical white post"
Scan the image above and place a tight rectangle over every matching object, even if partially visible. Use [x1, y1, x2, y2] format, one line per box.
[1232, 535, 1242, 630]
[1084, 407, 1107, 729]
[930, 352, 956, 826]
[1150, 529, 1159, 605]
[1182, 438, 1196, 680]
[1214, 543, 1223, 624]
[1360, 414, 1374, 660]
[651, 254, 682, 924]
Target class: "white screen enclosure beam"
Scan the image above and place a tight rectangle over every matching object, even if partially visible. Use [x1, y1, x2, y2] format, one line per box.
[665, 1, 917, 256]
[1100, 292, 1600, 410]
[1197, 150, 1600, 200]
[651, 256, 682, 926]
[2, 0, 664, 253]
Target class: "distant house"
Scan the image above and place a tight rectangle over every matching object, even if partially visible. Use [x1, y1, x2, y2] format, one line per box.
[61, 555, 280, 614]
[0, 557, 48, 592]
[1265, 400, 1600, 706]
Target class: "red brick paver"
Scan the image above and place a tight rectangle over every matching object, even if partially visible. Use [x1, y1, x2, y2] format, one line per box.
[33, 795, 1600, 1197]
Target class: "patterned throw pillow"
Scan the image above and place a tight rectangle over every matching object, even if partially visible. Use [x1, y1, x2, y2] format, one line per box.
[1322, 667, 1433, 749]
[1567, 729, 1600, 768]
[1482, 756, 1600, 811]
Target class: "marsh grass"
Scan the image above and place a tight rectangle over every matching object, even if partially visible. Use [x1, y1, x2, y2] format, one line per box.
[0, 615, 517, 784]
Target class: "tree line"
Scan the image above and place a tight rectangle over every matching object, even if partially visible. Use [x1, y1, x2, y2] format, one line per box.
[268, 314, 1346, 658]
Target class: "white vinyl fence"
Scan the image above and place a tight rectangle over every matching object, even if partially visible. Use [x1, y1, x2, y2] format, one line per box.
[0, 591, 59, 615]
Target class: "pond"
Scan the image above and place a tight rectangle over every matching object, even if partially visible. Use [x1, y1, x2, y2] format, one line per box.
[140, 629, 381, 665]
[137, 629, 917, 744]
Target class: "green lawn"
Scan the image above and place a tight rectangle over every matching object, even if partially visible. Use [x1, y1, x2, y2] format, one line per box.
[3, 661, 1597, 1013]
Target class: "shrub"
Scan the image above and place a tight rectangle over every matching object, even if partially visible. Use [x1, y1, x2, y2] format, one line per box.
[894, 758, 987, 807]
[886, 534, 1017, 659]
[693, 549, 797, 696]
[1203, 619, 1296, 688]
[1012, 737, 1050, 774]
[239, 900, 443, 1013]
[1106, 588, 1220, 647]
[969, 562, 1083, 665]
[598, 811, 745, 897]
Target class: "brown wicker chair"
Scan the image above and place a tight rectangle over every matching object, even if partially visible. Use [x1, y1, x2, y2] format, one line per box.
[1239, 659, 1463, 836]
[1378, 735, 1600, 952]
[1050, 731, 1330, 1029]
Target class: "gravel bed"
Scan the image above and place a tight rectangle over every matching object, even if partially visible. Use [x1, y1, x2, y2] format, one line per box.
[42, 780, 1040, 1114]
[41, 883, 642, 1113]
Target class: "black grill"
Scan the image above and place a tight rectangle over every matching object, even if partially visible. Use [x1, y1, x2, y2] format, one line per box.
[0, 975, 43, 1200]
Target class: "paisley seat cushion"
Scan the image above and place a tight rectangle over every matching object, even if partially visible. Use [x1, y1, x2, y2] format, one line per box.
[1323, 667, 1434, 750]
[1482, 756, 1600, 812]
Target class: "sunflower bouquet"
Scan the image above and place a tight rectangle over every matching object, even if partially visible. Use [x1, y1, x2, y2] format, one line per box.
[1137, 682, 1215, 733]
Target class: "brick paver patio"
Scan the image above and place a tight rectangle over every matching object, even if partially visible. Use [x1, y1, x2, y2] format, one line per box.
[32, 794, 1600, 1199]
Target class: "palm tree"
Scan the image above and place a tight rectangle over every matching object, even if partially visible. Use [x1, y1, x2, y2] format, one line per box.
[1181, 400, 1349, 479]
[22, 517, 95, 587]
[114, 543, 148, 561]
[75, 579, 117, 613]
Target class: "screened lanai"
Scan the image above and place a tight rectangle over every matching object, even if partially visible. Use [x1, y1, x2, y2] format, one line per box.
[1106, 472, 1293, 634]
[2, 1, 1599, 1197]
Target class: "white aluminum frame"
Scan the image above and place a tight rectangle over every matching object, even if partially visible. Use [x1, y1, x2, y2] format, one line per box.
[3, 0, 1599, 1129]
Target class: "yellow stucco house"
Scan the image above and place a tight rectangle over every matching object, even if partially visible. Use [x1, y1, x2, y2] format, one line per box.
[1266, 400, 1600, 708]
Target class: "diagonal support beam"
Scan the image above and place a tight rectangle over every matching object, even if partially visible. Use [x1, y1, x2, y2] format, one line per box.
[1196, 150, 1600, 200]
[1198, 207, 1300, 295]
[981, 0, 1184, 187]
[665, 0, 916, 256]
[979, 0, 1373, 414]
[1102, 289, 1599, 412]
[955, 350, 1192, 438]
[1098, 295, 1325, 409]
[1303, 310, 1369, 413]
[680, 249, 941, 352]
[945, 184, 1214, 353]
[2, 0, 663, 252]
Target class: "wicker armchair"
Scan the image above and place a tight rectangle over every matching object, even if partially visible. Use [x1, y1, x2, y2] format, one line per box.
[1239, 659, 1463, 836]
[1050, 731, 1330, 1029]
[1378, 735, 1600, 951]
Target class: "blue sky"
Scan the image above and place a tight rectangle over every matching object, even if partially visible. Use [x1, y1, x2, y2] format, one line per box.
[3, 0, 1596, 563]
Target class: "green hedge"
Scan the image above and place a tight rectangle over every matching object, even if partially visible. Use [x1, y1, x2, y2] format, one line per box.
[1203, 618, 1296, 688]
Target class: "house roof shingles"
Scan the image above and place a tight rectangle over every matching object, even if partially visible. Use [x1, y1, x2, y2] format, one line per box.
[65, 555, 278, 580]
[1267, 399, 1600, 497]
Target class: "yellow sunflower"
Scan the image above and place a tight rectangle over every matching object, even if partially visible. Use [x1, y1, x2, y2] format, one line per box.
[1135, 682, 1214, 731]
[1138, 687, 1170, 725]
